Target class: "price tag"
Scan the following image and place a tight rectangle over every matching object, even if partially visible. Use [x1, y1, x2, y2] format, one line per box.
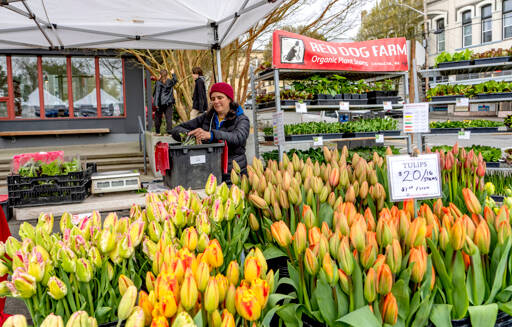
[403, 103, 429, 133]
[383, 101, 393, 110]
[386, 153, 442, 201]
[339, 101, 350, 111]
[456, 97, 469, 106]
[272, 111, 285, 145]
[375, 134, 384, 143]
[190, 155, 206, 165]
[313, 136, 323, 146]
[295, 102, 307, 113]
[458, 130, 471, 140]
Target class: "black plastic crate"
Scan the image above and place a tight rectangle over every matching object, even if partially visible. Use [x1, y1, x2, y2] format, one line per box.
[8, 182, 89, 208]
[437, 60, 472, 68]
[164, 143, 225, 189]
[368, 96, 400, 104]
[476, 92, 512, 100]
[473, 56, 510, 66]
[430, 95, 465, 103]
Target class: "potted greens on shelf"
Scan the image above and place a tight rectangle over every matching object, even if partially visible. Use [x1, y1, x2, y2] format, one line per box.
[472, 48, 512, 65]
[429, 119, 504, 133]
[435, 49, 473, 68]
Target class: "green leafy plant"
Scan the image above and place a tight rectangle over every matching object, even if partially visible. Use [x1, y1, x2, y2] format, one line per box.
[432, 145, 502, 163]
[429, 120, 504, 129]
[505, 115, 512, 128]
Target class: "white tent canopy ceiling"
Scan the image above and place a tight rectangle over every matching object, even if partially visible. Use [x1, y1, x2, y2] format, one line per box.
[0, 0, 282, 80]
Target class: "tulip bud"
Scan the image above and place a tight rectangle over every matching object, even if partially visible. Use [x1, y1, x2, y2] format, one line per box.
[409, 246, 427, 284]
[225, 284, 236, 315]
[386, 240, 402, 274]
[180, 269, 198, 311]
[47, 276, 67, 300]
[304, 248, 319, 276]
[196, 261, 210, 292]
[181, 227, 198, 252]
[3, 315, 27, 327]
[41, 313, 64, 327]
[125, 306, 145, 327]
[171, 312, 196, 327]
[205, 173, 218, 195]
[5, 236, 21, 259]
[76, 258, 93, 283]
[405, 217, 427, 248]
[205, 239, 224, 268]
[322, 253, 339, 285]
[99, 228, 116, 254]
[216, 274, 229, 303]
[497, 221, 512, 245]
[350, 217, 366, 252]
[360, 243, 377, 270]
[204, 277, 220, 312]
[249, 193, 268, 210]
[364, 267, 377, 303]
[293, 223, 307, 257]
[220, 309, 236, 327]
[302, 204, 317, 229]
[271, 221, 292, 247]
[244, 256, 262, 282]
[462, 188, 482, 216]
[338, 268, 350, 294]
[138, 291, 154, 326]
[235, 287, 262, 321]
[118, 285, 137, 321]
[474, 220, 490, 254]
[381, 293, 398, 325]
[450, 218, 466, 251]
[118, 274, 134, 296]
[247, 213, 260, 233]
[376, 263, 393, 295]
[226, 261, 240, 286]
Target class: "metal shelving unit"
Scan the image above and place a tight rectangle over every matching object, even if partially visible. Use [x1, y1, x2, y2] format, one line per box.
[249, 68, 410, 161]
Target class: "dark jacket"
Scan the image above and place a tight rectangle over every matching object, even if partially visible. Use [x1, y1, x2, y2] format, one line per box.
[153, 74, 177, 107]
[171, 105, 250, 176]
[192, 77, 208, 113]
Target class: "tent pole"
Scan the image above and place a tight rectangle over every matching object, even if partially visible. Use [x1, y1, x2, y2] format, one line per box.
[216, 49, 223, 82]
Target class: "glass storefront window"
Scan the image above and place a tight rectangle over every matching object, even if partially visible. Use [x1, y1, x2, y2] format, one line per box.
[0, 56, 7, 98]
[71, 57, 97, 117]
[42, 57, 69, 118]
[99, 58, 124, 117]
[11, 56, 39, 118]
[0, 102, 6, 118]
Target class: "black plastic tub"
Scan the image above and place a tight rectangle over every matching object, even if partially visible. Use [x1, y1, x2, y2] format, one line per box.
[368, 96, 400, 104]
[343, 131, 377, 138]
[164, 143, 225, 189]
[429, 128, 461, 134]
[287, 134, 320, 141]
[322, 133, 345, 140]
[476, 92, 512, 100]
[430, 95, 466, 102]
[437, 60, 472, 68]
[348, 99, 368, 105]
[486, 161, 500, 168]
[466, 127, 499, 133]
[491, 195, 505, 202]
[473, 56, 511, 65]
[367, 90, 387, 98]
[99, 322, 125, 327]
[314, 94, 335, 100]
[380, 130, 401, 136]
[313, 99, 339, 106]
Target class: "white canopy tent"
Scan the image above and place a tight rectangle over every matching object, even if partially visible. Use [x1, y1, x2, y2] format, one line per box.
[22, 88, 65, 106]
[0, 0, 283, 81]
[74, 88, 120, 106]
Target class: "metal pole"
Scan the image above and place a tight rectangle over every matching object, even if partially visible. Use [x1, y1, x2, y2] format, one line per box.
[274, 69, 283, 162]
[250, 67, 260, 159]
[403, 72, 410, 104]
[413, 59, 419, 103]
[216, 49, 223, 82]
[145, 68, 153, 131]
[423, 0, 429, 93]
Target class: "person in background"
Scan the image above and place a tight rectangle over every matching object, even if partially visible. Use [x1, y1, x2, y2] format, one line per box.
[190, 67, 208, 120]
[171, 82, 250, 181]
[153, 68, 177, 134]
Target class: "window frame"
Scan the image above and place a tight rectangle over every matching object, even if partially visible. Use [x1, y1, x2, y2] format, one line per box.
[436, 18, 445, 52]
[504, 0, 512, 39]
[0, 54, 127, 121]
[481, 5, 492, 43]
[462, 10, 472, 47]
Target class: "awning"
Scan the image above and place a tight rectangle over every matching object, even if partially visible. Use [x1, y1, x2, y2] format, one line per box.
[0, 0, 282, 50]
[74, 88, 120, 106]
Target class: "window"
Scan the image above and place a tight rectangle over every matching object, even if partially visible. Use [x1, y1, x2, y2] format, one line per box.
[0, 56, 7, 118]
[504, 0, 512, 38]
[436, 19, 445, 52]
[11, 56, 39, 118]
[99, 58, 124, 117]
[481, 5, 492, 43]
[71, 57, 97, 117]
[42, 57, 70, 118]
[462, 10, 472, 47]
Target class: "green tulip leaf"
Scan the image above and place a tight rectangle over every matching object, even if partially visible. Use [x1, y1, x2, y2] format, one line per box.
[392, 280, 410, 320]
[262, 245, 288, 260]
[262, 306, 280, 327]
[319, 203, 334, 229]
[277, 303, 302, 327]
[268, 293, 296, 307]
[496, 286, 512, 303]
[427, 239, 452, 291]
[193, 310, 204, 327]
[470, 251, 486, 305]
[468, 303, 498, 327]
[287, 261, 302, 301]
[352, 262, 365, 310]
[499, 300, 512, 316]
[452, 251, 469, 319]
[335, 283, 349, 319]
[486, 238, 512, 304]
[279, 277, 300, 294]
[314, 279, 337, 326]
[336, 306, 381, 327]
[411, 292, 435, 327]
[429, 304, 452, 327]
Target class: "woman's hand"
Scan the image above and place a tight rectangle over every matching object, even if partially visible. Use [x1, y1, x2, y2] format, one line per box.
[188, 128, 211, 144]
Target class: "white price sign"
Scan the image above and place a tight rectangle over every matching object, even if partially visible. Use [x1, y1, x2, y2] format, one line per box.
[387, 154, 442, 201]
[190, 155, 206, 165]
[295, 102, 307, 113]
[375, 134, 384, 143]
[339, 101, 350, 111]
[272, 111, 285, 145]
[403, 103, 430, 134]
[313, 136, 323, 146]
[458, 130, 471, 140]
[383, 101, 393, 110]
[456, 97, 469, 106]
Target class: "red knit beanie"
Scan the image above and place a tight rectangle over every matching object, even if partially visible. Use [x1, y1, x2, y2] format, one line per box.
[209, 82, 234, 101]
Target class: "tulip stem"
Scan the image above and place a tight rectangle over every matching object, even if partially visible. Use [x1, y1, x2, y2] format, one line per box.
[117, 319, 123, 327]
[62, 299, 71, 320]
[25, 298, 35, 325]
[85, 282, 94, 316]
[227, 220, 232, 243]
[298, 261, 312, 313]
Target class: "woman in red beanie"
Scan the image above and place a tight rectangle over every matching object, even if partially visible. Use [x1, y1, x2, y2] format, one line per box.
[170, 82, 250, 181]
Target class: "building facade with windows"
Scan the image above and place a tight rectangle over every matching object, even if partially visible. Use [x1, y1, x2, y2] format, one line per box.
[0, 49, 145, 148]
[426, 0, 512, 66]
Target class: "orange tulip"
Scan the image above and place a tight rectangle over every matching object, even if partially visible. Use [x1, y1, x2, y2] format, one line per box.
[360, 243, 377, 270]
[381, 293, 398, 325]
[386, 239, 402, 274]
[405, 217, 426, 248]
[220, 309, 235, 327]
[204, 277, 220, 313]
[474, 220, 490, 254]
[409, 246, 427, 284]
[376, 263, 393, 295]
[463, 187, 482, 216]
[322, 253, 339, 285]
[308, 227, 322, 246]
[304, 248, 319, 276]
[350, 216, 366, 252]
[159, 293, 177, 318]
[205, 240, 223, 268]
[244, 257, 262, 283]
[150, 315, 169, 327]
[450, 218, 466, 251]
[235, 288, 262, 321]
[364, 267, 377, 303]
[138, 290, 154, 326]
[226, 261, 240, 286]
[251, 278, 270, 307]
[180, 269, 198, 311]
[293, 223, 307, 257]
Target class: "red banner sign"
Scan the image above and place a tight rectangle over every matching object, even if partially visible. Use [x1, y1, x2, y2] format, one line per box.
[272, 30, 408, 72]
